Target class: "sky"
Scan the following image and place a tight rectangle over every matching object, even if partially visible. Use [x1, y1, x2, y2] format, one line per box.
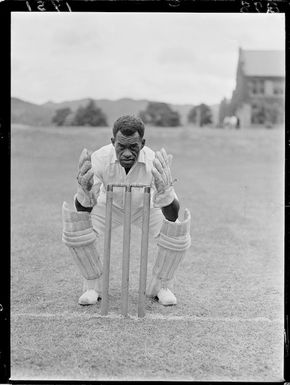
[11, 12, 285, 106]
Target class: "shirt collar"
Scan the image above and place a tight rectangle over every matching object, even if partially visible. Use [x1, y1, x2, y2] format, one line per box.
[110, 145, 146, 164]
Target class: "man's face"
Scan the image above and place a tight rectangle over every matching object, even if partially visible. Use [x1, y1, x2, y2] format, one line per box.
[111, 131, 145, 169]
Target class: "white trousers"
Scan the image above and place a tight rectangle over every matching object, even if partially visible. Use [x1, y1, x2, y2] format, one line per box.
[81, 202, 164, 291]
[80, 202, 187, 294]
[90, 202, 164, 238]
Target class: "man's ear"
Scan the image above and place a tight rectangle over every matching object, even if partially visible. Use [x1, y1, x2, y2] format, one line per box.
[111, 137, 115, 146]
[141, 138, 145, 148]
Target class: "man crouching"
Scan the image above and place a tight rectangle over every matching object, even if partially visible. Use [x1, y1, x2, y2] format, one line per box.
[62, 115, 191, 307]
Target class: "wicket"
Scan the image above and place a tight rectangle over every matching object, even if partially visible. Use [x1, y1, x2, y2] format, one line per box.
[101, 184, 151, 318]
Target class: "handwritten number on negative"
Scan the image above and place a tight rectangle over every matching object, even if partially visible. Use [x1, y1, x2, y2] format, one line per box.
[240, 0, 280, 12]
[26, 1, 32, 11]
[240, 0, 251, 12]
[168, 0, 182, 7]
[25, 0, 71, 11]
[267, 2, 279, 12]
[254, 2, 262, 12]
[51, 0, 71, 11]
[37, 1, 46, 11]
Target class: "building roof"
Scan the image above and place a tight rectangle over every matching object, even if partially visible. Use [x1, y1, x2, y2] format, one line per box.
[240, 49, 285, 77]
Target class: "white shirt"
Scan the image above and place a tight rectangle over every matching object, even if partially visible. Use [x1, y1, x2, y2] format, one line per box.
[91, 143, 156, 209]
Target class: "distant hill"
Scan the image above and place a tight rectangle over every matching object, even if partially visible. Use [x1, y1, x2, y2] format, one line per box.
[11, 97, 198, 126]
[42, 98, 194, 126]
[11, 97, 54, 126]
[42, 98, 150, 126]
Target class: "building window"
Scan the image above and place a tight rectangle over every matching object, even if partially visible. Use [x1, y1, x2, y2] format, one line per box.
[250, 79, 264, 95]
[251, 101, 284, 125]
[273, 81, 284, 95]
[251, 103, 265, 124]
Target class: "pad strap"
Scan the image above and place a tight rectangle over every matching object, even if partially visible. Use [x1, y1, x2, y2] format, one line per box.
[62, 232, 96, 247]
[62, 201, 97, 246]
[157, 232, 191, 251]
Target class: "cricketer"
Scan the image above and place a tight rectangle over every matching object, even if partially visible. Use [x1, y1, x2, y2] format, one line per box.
[62, 115, 191, 307]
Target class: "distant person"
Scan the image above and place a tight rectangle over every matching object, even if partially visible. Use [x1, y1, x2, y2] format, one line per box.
[62, 115, 191, 307]
[223, 116, 238, 129]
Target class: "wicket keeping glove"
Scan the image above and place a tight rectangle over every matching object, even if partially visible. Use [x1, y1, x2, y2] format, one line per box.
[152, 148, 176, 208]
[76, 148, 99, 208]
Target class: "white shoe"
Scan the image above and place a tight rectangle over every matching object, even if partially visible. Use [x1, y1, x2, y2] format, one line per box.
[78, 289, 100, 305]
[146, 275, 175, 298]
[157, 288, 177, 306]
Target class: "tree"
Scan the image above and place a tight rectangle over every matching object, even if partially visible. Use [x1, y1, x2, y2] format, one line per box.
[63, 112, 75, 126]
[218, 98, 231, 126]
[52, 107, 72, 126]
[139, 102, 180, 127]
[188, 104, 212, 126]
[72, 99, 108, 126]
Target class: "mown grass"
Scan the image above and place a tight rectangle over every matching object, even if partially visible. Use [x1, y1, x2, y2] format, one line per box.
[11, 124, 284, 381]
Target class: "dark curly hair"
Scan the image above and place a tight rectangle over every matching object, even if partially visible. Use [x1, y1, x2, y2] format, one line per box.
[112, 115, 145, 138]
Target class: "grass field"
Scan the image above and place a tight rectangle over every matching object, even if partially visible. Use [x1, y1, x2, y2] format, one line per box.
[11, 124, 284, 381]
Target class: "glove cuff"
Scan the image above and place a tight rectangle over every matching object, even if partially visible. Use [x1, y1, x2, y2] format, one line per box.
[75, 186, 94, 208]
[153, 187, 175, 208]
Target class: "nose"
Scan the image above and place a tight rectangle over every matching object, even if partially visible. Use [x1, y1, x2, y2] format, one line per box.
[123, 149, 132, 159]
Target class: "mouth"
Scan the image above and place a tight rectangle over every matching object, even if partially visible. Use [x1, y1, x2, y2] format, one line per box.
[121, 158, 134, 165]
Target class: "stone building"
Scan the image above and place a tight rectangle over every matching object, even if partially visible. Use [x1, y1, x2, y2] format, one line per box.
[230, 48, 285, 128]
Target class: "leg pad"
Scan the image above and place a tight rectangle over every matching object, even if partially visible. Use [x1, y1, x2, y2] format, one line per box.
[62, 202, 102, 280]
[147, 209, 191, 296]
